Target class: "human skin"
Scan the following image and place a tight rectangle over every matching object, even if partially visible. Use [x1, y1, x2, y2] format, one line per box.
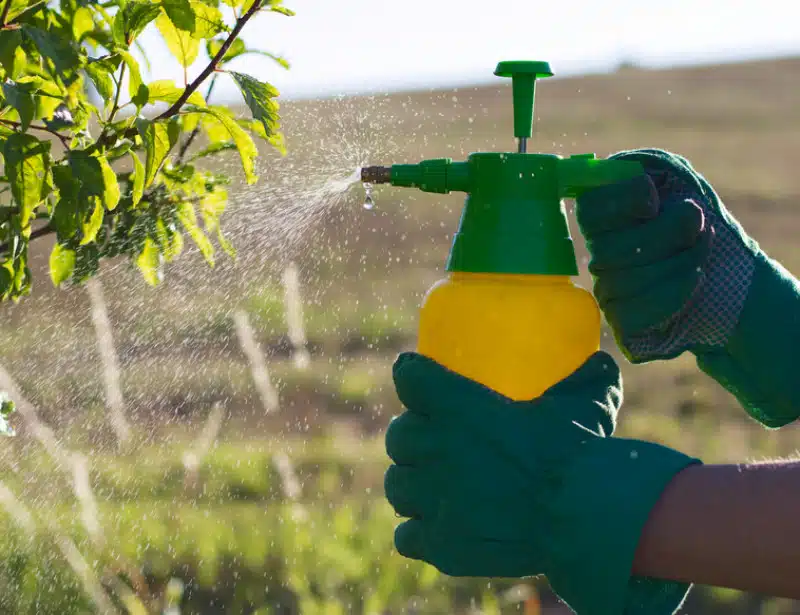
[632, 460, 800, 599]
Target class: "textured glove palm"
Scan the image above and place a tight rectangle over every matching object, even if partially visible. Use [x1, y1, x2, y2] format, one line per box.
[576, 149, 800, 427]
[386, 351, 700, 615]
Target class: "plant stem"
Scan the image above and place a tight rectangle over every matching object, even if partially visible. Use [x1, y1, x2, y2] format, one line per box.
[175, 74, 219, 164]
[106, 62, 127, 126]
[155, 0, 263, 121]
[0, 119, 70, 148]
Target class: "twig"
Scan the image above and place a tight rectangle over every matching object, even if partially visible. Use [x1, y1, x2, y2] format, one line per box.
[107, 62, 127, 126]
[0, 119, 70, 148]
[155, 0, 263, 121]
[175, 74, 219, 164]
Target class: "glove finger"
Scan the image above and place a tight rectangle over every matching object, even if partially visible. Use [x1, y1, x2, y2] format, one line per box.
[593, 229, 712, 306]
[394, 518, 428, 562]
[605, 266, 705, 336]
[385, 411, 436, 466]
[536, 351, 620, 437]
[393, 352, 507, 419]
[587, 198, 705, 272]
[384, 464, 435, 519]
[575, 174, 659, 237]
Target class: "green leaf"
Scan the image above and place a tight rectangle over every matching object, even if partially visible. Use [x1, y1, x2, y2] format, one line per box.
[130, 151, 144, 206]
[49, 242, 76, 286]
[67, 152, 120, 243]
[161, 0, 195, 32]
[81, 199, 104, 244]
[0, 30, 23, 77]
[206, 36, 244, 63]
[187, 0, 227, 38]
[113, 0, 162, 47]
[190, 106, 257, 184]
[85, 60, 115, 104]
[72, 7, 95, 41]
[217, 227, 235, 258]
[200, 186, 225, 231]
[230, 72, 280, 141]
[22, 26, 82, 74]
[136, 236, 161, 285]
[176, 202, 214, 265]
[2, 79, 38, 131]
[52, 165, 81, 241]
[4, 133, 50, 227]
[136, 117, 181, 189]
[269, 5, 295, 16]
[156, 10, 199, 67]
[33, 79, 65, 125]
[146, 79, 205, 106]
[117, 50, 149, 109]
[99, 155, 121, 211]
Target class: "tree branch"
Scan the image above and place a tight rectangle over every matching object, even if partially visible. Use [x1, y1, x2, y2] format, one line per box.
[0, 120, 71, 148]
[155, 0, 263, 121]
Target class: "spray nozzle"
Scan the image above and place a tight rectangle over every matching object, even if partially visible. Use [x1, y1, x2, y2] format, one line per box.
[360, 166, 391, 184]
[356, 60, 645, 277]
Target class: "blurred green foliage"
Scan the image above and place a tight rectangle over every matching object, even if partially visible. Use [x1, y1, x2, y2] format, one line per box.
[0, 440, 788, 614]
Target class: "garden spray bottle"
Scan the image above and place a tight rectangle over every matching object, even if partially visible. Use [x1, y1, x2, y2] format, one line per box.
[361, 61, 644, 400]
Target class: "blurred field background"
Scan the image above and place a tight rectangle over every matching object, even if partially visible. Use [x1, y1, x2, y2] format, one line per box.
[0, 55, 800, 613]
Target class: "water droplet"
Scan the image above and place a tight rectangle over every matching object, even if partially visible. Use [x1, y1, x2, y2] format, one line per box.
[363, 182, 375, 210]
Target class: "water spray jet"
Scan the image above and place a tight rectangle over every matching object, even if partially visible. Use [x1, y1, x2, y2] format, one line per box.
[359, 60, 647, 400]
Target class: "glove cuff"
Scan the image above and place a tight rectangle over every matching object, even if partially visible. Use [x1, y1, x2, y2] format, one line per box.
[545, 437, 701, 615]
[695, 250, 800, 428]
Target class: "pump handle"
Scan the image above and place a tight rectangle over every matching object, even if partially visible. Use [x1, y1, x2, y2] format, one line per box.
[494, 61, 553, 146]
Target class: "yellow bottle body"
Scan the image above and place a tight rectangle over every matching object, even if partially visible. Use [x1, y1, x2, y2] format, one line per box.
[417, 272, 601, 401]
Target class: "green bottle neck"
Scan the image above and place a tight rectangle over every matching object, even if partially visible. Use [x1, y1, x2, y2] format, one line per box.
[446, 153, 579, 276]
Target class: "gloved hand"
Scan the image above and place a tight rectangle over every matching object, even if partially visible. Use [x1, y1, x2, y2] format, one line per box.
[575, 149, 800, 428]
[385, 350, 700, 615]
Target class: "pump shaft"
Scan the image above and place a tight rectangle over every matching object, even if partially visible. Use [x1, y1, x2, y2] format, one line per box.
[360, 166, 392, 184]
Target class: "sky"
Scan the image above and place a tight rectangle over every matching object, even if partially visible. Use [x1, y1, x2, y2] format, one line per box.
[137, 0, 800, 102]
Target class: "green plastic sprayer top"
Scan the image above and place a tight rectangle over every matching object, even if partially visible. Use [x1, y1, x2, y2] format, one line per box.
[360, 61, 644, 276]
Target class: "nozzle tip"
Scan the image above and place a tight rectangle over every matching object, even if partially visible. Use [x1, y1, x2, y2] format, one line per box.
[360, 166, 391, 184]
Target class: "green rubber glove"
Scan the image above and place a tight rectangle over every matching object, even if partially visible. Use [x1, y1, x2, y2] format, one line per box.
[385, 351, 700, 615]
[575, 148, 800, 428]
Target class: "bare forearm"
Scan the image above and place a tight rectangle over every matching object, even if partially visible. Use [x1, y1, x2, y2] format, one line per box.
[632, 461, 800, 598]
